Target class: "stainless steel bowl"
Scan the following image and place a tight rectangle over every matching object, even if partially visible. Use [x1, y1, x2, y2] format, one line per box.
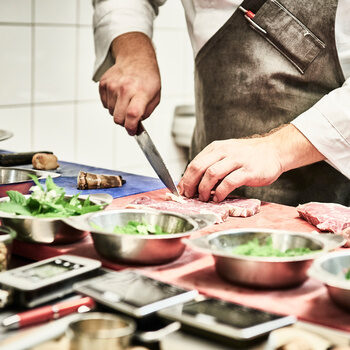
[308, 251, 350, 311]
[0, 193, 112, 244]
[66, 312, 136, 350]
[0, 226, 16, 271]
[185, 229, 345, 288]
[0, 167, 60, 197]
[87, 209, 214, 265]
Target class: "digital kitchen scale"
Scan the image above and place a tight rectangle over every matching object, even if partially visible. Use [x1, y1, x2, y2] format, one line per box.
[74, 270, 198, 318]
[0, 255, 102, 307]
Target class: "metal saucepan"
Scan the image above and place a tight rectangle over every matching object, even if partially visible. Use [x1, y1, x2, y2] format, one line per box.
[185, 229, 346, 288]
[0, 193, 112, 244]
[66, 312, 180, 350]
[86, 209, 216, 265]
[0, 167, 60, 197]
[308, 250, 350, 311]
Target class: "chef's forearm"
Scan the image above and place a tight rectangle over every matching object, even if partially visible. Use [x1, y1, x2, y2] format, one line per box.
[267, 123, 325, 173]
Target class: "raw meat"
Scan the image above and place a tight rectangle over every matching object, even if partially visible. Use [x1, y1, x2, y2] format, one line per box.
[297, 202, 350, 233]
[126, 195, 261, 223]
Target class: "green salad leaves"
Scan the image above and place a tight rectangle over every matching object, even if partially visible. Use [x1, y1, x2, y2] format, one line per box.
[0, 175, 104, 218]
[345, 269, 350, 280]
[90, 220, 169, 235]
[232, 237, 317, 257]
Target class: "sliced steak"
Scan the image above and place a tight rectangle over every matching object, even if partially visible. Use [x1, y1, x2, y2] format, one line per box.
[127, 195, 261, 223]
[297, 202, 350, 233]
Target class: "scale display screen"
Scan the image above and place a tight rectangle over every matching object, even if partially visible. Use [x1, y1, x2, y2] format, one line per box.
[182, 299, 281, 329]
[18, 259, 82, 282]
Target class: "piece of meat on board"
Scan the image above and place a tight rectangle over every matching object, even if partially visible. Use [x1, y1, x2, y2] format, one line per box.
[297, 202, 350, 233]
[127, 195, 261, 223]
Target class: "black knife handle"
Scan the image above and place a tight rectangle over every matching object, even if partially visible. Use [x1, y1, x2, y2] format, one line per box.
[0, 151, 53, 166]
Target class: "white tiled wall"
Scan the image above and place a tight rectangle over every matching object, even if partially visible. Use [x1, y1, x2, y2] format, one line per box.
[0, 0, 195, 180]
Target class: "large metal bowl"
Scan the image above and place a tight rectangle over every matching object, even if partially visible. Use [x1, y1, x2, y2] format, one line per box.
[87, 209, 215, 265]
[308, 251, 350, 311]
[0, 167, 60, 197]
[185, 229, 346, 288]
[0, 193, 112, 244]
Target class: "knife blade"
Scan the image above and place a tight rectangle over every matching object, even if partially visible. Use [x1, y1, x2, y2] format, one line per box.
[134, 122, 180, 196]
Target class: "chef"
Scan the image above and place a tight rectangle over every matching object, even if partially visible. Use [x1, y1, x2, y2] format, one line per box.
[92, 0, 350, 206]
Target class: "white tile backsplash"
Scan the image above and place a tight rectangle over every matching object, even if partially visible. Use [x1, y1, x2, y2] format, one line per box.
[0, 0, 31, 23]
[0, 26, 31, 105]
[0, 107, 31, 151]
[33, 104, 75, 161]
[76, 101, 114, 169]
[77, 27, 99, 100]
[78, 0, 93, 25]
[34, 26, 76, 103]
[34, 0, 77, 24]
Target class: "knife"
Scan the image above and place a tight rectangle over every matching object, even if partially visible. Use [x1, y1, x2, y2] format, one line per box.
[134, 122, 180, 196]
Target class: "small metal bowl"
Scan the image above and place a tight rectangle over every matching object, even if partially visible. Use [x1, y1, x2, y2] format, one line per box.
[0, 226, 16, 271]
[0, 167, 60, 197]
[66, 312, 136, 350]
[87, 209, 213, 265]
[308, 251, 350, 311]
[0, 193, 112, 244]
[185, 229, 345, 288]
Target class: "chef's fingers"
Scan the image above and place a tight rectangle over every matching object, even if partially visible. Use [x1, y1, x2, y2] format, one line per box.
[113, 90, 132, 127]
[180, 151, 225, 198]
[197, 158, 241, 202]
[125, 94, 150, 135]
[106, 80, 120, 116]
[99, 79, 108, 109]
[213, 168, 248, 202]
[142, 92, 161, 120]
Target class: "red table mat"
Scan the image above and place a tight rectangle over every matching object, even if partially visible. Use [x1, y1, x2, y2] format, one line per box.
[13, 189, 350, 332]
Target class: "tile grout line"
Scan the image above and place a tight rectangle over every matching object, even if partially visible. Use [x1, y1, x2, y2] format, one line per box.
[30, 0, 35, 151]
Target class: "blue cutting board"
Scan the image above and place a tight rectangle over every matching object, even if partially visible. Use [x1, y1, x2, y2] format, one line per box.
[0, 151, 165, 198]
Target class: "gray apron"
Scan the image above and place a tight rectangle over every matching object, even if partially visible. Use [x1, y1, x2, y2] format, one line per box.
[190, 0, 350, 206]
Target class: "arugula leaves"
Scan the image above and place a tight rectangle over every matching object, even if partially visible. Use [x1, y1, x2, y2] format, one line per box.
[0, 175, 104, 218]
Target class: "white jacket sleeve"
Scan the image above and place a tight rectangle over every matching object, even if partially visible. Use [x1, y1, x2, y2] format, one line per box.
[291, 77, 350, 179]
[92, 0, 165, 81]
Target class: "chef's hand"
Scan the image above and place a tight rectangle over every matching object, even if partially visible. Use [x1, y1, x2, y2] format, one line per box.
[178, 124, 325, 202]
[99, 32, 161, 135]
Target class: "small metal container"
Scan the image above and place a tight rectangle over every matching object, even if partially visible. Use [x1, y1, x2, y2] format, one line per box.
[0, 226, 16, 271]
[87, 209, 214, 265]
[0, 193, 112, 244]
[66, 312, 136, 350]
[0, 167, 60, 197]
[308, 251, 350, 311]
[185, 229, 345, 288]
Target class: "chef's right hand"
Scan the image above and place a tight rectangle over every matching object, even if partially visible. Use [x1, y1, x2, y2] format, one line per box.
[99, 32, 161, 135]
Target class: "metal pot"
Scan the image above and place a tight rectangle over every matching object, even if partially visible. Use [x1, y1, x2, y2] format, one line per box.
[0, 193, 112, 244]
[87, 209, 216, 265]
[0, 167, 60, 197]
[185, 229, 345, 288]
[308, 250, 350, 311]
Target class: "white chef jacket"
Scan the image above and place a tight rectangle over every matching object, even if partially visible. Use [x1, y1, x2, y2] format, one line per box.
[92, 0, 350, 179]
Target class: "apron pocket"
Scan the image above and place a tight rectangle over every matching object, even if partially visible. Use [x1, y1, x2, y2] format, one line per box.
[245, 0, 325, 74]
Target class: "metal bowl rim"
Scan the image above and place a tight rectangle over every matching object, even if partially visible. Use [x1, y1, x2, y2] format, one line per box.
[308, 250, 350, 290]
[0, 167, 60, 186]
[0, 194, 107, 222]
[88, 208, 199, 239]
[186, 228, 333, 262]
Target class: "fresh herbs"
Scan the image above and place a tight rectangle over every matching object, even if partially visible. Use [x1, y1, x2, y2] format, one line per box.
[0, 175, 104, 218]
[90, 220, 169, 235]
[345, 269, 350, 280]
[232, 237, 316, 257]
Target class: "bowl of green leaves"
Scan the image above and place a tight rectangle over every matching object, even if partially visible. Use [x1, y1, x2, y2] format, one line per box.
[0, 175, 112, 244]
[86, 209, 201, 265]
[185, 229, 346, 288]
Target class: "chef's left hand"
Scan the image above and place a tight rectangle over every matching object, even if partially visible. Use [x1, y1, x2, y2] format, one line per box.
[178, 124, 325, 202]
